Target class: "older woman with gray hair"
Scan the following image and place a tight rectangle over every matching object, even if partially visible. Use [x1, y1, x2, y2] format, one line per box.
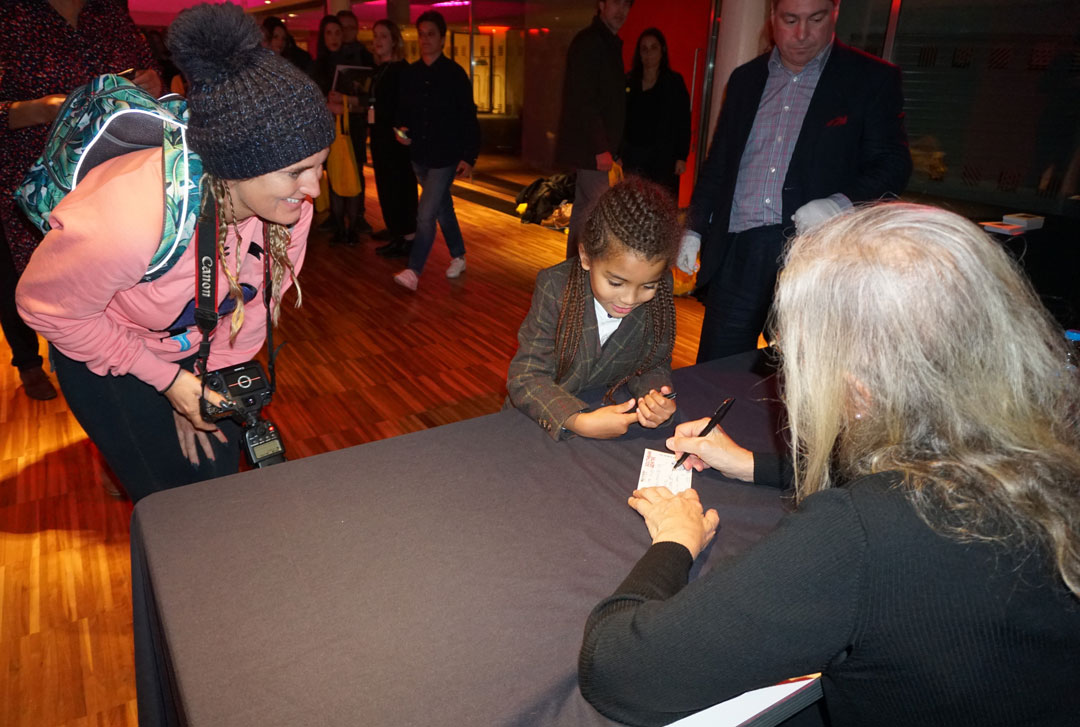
[579, 203, 1080, 726]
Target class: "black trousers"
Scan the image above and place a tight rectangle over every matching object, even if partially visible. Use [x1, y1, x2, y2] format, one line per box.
[52, 346, 241, 503]
[0, 222, 42, 370]
[697, 224, 786, 363]
[371, 138, 417, 238]
[349, 113, 368, 201]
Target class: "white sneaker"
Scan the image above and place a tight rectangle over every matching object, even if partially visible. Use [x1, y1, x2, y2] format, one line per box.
[446, 256, 466, 279]
[394, 268, 419, 291]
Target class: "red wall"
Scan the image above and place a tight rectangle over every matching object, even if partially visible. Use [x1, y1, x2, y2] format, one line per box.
[619, 0, 714, 207]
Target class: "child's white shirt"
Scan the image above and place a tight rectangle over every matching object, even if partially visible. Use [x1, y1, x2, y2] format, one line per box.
[594, 297, 623, 347]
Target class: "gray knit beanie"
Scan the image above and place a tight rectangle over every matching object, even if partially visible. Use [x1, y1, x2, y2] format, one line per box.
[167, 2, 334, 180]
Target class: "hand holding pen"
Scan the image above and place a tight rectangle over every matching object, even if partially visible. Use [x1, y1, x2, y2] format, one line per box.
[665, 398, 755, 481]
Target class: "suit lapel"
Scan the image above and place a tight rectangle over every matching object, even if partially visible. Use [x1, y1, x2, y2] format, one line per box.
[791, 42, 850, 175]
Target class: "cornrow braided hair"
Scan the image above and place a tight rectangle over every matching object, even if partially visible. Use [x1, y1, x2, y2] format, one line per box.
[207, 176, 303, 344]
[554, 176, 680, 401]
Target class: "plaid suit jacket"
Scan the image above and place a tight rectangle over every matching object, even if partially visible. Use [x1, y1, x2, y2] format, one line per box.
[507, 259, 673, 440]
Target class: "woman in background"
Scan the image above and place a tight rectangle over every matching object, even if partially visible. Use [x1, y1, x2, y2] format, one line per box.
[580, 203, 1080, 726]
[369, 19, 417, 259]
[312, 14, 365, 245]
[621, 28, 690, 199]
[262, 16, 313, 76]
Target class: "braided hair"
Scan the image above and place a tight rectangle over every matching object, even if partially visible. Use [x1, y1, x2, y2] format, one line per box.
[554, 176, 680, 402]
[208, 175, 303, 343]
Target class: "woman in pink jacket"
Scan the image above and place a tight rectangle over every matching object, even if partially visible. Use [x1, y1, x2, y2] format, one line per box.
[16, 3, 334, 502]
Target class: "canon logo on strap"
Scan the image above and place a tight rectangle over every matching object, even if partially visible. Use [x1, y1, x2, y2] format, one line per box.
[199, 255, 214, 297]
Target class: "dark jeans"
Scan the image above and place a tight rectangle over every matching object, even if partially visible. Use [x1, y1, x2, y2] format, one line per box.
[697, 224, 786, 363]
[0, 223, 42, 370]
[408, 163, 465, 275]
[329, 189, 363, 236]
[52, 346, 241, 503]
[371, 139, 417, 238]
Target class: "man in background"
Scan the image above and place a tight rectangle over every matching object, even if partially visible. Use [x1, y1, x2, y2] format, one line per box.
[679, 0, 912, 362]
[555, 0, 634, 259]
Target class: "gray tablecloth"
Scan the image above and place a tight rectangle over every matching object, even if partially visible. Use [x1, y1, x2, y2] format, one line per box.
[132, 353, 789, 726]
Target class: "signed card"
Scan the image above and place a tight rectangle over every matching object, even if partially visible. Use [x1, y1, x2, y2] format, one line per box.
[637, 449, 693, 494]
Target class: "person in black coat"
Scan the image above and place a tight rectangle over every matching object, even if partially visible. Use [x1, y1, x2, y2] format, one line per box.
[677, 0, 912, 363]
[622, 28, 690, 198]
[369, 19, 417, 257]
[311, 14, 371, 245]
[555, 0, 634, 258]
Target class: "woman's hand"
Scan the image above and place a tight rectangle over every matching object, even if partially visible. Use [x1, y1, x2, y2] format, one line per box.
[173, 410, 227, 466]
[164, 369, 226, 431]
[327, 91, 345, 115]
[636, 386, 676, 428]
[675, 160, 687, 175]
[665, 417, 755, 481]
[565, 400, 638, 439]
[132, 69, 162, 98]
[455, 160, 473, 179]
[8, 94, 66, 129]
[629, 487, 719, 559]
[165, 370, 229, 466]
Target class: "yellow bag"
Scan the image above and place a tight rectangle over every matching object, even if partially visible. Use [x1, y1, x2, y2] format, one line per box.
[315, 171, 330, 213]
[326, 97, 361, 197]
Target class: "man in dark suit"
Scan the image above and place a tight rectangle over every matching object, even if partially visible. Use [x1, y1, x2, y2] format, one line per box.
[679, 0, 912, 362]
[555, 0, 634, 259]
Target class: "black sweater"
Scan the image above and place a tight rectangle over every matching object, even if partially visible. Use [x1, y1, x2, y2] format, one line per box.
[579, 472, 1080, 726]
[396, 54, 480, 168]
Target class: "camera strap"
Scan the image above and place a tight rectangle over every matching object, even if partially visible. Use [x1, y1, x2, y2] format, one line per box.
[193, 194, 219, 378]
[192, 191, 280, 393]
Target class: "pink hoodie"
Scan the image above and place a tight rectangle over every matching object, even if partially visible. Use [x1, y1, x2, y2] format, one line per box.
[17, 147, 310, 392]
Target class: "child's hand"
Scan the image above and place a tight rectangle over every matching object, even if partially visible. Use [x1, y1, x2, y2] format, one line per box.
[636, 386, 676, 428]
[565, 399, 638, 439]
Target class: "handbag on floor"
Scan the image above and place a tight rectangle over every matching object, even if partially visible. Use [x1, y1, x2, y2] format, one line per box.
[326, 96, 362, 197]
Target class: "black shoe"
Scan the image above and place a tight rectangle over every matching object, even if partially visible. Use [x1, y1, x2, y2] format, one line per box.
[372, 228, 392, 241]
[375, 238, 411, 258]
[19, 366, 58, 401]
[353, 218, 374, 236]
[345, 228, 360, 246]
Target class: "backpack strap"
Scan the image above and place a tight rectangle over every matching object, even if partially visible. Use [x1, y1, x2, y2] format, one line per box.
[193, 195, 219, 378]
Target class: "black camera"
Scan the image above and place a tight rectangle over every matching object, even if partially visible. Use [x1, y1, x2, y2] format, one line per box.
[200, 360, 286, 467]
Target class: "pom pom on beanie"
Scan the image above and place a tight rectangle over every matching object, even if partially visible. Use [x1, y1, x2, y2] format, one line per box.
[168, 2, 333, 179]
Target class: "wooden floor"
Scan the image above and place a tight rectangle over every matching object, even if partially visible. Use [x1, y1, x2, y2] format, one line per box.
[0, 175, 704, 726]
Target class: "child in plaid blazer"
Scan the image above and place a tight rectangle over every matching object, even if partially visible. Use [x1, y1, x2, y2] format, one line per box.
[508, 178, 680, 440]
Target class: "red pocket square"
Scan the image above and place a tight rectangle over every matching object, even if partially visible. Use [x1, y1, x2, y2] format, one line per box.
[826, 115, 848, 127]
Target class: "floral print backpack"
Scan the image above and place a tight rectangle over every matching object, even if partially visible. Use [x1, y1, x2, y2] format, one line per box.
[16, 73, 204, 282]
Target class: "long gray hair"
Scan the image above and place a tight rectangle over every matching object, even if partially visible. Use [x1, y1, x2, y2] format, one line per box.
[773, 202, 1080, 597]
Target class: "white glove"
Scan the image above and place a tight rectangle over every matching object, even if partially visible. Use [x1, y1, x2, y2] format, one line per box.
[676, 231, 701, 275]
[792, 197, 844, 234]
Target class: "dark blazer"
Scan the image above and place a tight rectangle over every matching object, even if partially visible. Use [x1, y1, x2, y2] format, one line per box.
[507, 259, 673, 441]
[688, 42, 913, 287]
[555, 15, 626, 171]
